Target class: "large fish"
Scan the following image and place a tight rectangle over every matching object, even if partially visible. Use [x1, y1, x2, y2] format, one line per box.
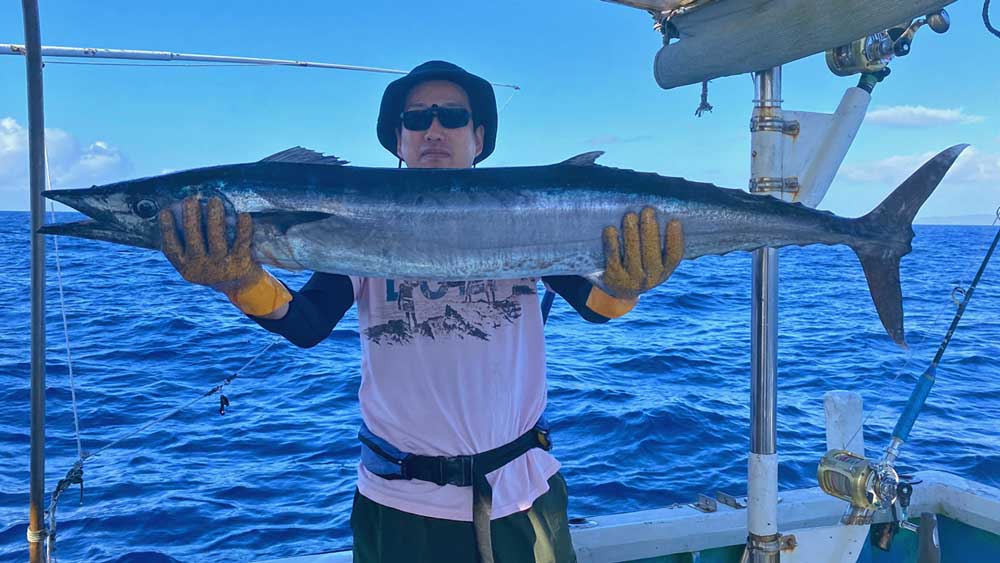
[41, 145, 967, 345]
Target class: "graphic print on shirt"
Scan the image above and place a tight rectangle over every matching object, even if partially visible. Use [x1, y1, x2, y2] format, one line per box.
[363, 279, 538, 345]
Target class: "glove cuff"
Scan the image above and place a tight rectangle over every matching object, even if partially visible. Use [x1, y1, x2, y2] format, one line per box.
[222, 270, 292, 316]
[586, 286, 638, 319]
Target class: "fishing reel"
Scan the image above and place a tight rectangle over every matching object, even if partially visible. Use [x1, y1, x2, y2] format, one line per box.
[826, 9, 951, 76]
[817, 449, 900, 512]
[818, 448, 925, 551]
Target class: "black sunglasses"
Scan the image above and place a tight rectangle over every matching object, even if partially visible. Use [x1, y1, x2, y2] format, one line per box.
[400, 104, 472, 131]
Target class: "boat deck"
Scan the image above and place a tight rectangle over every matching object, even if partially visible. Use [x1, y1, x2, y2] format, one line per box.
[256, 470, 1000, 563]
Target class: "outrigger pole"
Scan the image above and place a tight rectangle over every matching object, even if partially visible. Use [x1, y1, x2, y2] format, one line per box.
[0, 43, 521, 91]
[20, 1, 47, 562]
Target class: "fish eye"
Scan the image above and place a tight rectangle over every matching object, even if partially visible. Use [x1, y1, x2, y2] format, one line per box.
[134, 199, 159, 219]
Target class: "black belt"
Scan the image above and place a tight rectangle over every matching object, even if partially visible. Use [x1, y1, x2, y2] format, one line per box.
[366, 425, 552, 563]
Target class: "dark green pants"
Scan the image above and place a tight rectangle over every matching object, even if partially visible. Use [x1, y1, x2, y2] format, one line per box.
[351, 472, 577, 563]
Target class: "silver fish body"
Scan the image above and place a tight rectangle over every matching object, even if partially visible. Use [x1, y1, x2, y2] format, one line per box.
[41, 145, 967, 345]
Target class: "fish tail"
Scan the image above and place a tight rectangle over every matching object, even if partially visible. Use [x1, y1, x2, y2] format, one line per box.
[850, 144, 968, 347]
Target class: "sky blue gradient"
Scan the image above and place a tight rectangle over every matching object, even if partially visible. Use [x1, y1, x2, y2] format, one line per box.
[1, 1, 998, 217]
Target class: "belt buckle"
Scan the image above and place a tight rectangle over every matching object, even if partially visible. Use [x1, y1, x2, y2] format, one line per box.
[536, 428, 552, 451]
[436, 455, 474, 486]
[438, 455, 473, 487]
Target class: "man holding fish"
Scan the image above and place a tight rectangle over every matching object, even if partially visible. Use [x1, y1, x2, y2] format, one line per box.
[157, 61, 684, 562]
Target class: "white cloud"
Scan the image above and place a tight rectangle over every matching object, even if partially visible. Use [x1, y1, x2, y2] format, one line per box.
[833, 148, 1000, 218]
[866, 105, 986, 127]
[0, 117, 131, 209]
[841, 147, 1000, 185]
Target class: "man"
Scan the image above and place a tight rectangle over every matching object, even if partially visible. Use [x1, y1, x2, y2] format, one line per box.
[160, 61, 683, 563]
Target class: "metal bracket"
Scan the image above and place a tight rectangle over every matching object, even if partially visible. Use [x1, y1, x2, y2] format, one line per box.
[749, 177, 800, 194]
[746, 532, 782, 553]
[750, 116, 799, 135]
[690, 493, 718, 512]
[716, 491, 747, 509]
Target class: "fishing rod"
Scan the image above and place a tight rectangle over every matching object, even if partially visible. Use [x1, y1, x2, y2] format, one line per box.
[817, 210, 1000, 545]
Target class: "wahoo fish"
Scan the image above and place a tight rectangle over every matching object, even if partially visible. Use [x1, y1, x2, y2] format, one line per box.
[40, 145, 967, 346]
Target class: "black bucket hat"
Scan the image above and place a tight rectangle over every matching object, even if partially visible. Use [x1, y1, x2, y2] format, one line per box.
[377, 60, 498, 165]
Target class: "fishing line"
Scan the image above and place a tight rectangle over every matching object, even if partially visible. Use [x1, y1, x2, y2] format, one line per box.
[841, 206, 1000, 452]
[42, 136, 283, 559]
[41, 337, 280, 562]
[44, 149, 84, 462]
[42, 149, 287, 561]
[43, 144, 90, 561]
[84, 338, 280, 460]
[42, 147, 84, 563]
[497, 86, 520, 115]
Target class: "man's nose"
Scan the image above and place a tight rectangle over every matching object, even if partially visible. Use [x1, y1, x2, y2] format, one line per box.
[423, 117, 446, 139]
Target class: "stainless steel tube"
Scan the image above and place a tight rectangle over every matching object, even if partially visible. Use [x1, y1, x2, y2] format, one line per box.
[746, 66, 782, 563]
[750, 247, 778, 454]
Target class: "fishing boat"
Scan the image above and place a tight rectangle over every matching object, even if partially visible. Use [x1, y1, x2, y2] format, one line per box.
[8, 1, 1000, 562]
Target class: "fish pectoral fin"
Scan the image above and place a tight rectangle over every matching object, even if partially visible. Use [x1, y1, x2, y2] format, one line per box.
[559, 151, 605, 167]
[251, 210, 333, 235]
[259, 146, 349, 166]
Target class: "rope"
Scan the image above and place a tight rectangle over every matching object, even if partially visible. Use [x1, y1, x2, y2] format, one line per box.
[26, 527, 48, 543]
[695, 80, 713, 117]
[986, 0, 1000, 39]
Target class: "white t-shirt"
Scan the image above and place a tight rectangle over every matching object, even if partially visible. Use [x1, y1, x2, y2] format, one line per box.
[350, 276, 561, 521]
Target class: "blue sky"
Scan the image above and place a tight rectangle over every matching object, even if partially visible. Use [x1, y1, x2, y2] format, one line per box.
[1, 0, 998, 219]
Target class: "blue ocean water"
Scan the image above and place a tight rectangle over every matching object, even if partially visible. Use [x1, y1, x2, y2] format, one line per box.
[0, 210, 998, 563]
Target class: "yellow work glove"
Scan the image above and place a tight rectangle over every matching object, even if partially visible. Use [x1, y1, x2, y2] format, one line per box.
[600, 207, 684, 301]
[159, 196, 291, 317]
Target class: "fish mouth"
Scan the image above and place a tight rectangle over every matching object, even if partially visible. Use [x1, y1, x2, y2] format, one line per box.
[38, 189, 160, 250]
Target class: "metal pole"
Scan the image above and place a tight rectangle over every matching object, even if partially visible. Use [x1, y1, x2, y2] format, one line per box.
[21, 1, 47, 561]
[746, 66, 782, 563]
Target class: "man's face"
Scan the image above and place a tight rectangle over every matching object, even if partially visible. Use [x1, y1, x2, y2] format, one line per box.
[396, 80, 484, 169]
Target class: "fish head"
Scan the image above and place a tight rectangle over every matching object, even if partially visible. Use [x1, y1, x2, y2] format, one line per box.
[39, 169, 232, 250]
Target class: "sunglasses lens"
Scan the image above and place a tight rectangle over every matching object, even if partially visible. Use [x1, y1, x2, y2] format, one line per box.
[402, 110, 434, 131]
[437, 108, 471, 128]
[401, 107, 471, 130]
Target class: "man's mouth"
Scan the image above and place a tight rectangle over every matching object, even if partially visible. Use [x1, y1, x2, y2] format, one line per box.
[420, 149, 451, 159]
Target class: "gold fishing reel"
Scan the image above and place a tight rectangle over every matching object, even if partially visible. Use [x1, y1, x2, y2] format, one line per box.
[817, 449, 900, 510]
[826, 10, 951, 76]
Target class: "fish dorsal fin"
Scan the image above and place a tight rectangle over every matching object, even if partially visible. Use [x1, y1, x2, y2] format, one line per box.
[260, 146, 348, 165]
[559, 151, 605, 166]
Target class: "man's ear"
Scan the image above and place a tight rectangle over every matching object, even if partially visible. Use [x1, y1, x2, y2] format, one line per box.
[474, 124, 484, 158]
[395, 128, 403, 159]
